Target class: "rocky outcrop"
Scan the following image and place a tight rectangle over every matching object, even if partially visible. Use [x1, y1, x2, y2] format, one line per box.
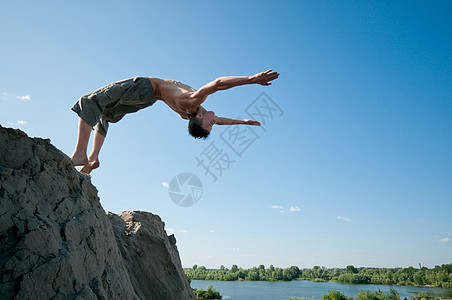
[108, 212, 194, 299]
[0, 126, 195, 299]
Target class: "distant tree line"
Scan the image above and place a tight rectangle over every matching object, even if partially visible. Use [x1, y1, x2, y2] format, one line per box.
[184, 264, 452, 288]
[186, 264, 301, 282]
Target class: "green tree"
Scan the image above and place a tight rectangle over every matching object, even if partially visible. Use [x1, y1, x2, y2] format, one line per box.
[347, 265, 359, 274]
[387, 288, 400, 300]
[409, 292, 433, 300]
[288, 266, 301, 280]
[413, 272, 425, 285]
[356, 289, 386, 300]
[323, 290, 353, 300]
[193, 285, 222, 299]
[231, 265, 238, 273]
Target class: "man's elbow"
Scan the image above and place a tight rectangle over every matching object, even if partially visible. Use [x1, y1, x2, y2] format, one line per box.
[214, 78, 226, 90]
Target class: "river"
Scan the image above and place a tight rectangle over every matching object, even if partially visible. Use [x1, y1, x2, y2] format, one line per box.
[191, 280, 452, 300]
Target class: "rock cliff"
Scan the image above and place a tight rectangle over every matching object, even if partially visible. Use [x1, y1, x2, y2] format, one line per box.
[0, 126, 195, 299]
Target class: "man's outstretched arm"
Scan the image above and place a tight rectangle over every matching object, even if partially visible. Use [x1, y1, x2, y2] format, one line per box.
[215, 116, 261, 126]
[190, 69, 279, 105]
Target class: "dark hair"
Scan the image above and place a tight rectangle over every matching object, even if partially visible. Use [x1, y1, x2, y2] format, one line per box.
[188, 113, 210, 139]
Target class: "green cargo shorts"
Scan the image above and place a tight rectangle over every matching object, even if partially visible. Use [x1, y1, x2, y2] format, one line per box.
[71, 77, 156, 136]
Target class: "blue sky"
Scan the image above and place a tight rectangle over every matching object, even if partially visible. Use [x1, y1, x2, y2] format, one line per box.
[1, 1, 451, 269]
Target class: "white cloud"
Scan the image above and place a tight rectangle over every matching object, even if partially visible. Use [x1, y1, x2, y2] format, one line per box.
[271, 205, 284, 209]
[165, 228, 188, 234]
[5, 121, 27, 127]
[161, 181, 169, 188]
[272, 205, 300, 213]
[232, 248, 240, 251]
[337, 216, 352, 222]
[17, 94, 31, 100]
[210, 229, 215, 233]
[439, 237, 451, 243]
[196, 255, 213, 259]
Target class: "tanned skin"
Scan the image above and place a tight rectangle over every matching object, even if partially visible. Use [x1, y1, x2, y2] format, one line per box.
[71, 69, 279, 174]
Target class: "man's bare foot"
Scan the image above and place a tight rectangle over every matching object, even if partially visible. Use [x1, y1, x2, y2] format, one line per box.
[80, 159, 100, 175]
[71, 153, 88, 166]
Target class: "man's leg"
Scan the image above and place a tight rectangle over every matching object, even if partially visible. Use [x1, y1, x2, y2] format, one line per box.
[71, 118, 91, 166]
[80, 130, 105, 174]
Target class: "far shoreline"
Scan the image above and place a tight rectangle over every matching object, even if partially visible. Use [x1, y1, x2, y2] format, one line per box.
[185, 264, 452, 289]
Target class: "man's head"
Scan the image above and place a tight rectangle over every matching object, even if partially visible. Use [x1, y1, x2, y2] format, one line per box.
[188, 110, 216, 139]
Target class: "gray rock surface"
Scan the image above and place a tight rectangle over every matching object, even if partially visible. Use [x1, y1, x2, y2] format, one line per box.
[108, 211, 194, 300]
[0, 126, 195, 300]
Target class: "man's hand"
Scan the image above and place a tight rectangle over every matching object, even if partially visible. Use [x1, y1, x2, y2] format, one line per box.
[215, 117, 261, 126]
[252, 69, 280, 86]
[243, 119, 261, 126]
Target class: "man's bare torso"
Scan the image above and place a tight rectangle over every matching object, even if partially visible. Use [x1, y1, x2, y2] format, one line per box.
[149, 77, 198, 119]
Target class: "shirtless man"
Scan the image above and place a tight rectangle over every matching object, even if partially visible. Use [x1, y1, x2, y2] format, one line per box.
[70, 69, 279, 174]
